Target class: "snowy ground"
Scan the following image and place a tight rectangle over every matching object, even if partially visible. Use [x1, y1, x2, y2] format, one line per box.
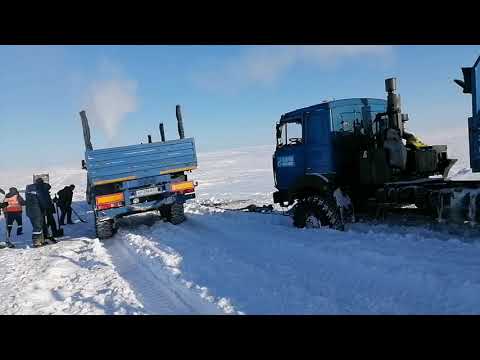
[2, 144, 480, 314]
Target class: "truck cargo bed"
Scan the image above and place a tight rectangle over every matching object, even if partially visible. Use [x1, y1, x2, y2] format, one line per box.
[85, 138, 197, 185]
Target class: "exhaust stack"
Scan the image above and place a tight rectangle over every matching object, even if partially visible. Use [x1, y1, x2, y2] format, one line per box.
[385, 78, 404, 136]
[176, 105, 185, 139]
[159, 123, 166, 142]
[79, 110, 93, 151]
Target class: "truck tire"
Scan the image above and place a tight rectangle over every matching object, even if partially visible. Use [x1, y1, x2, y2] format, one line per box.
[293, 195, 344, 231]
[166, 203, 186, 225]
[95, 219, 115, 239]
[159, 206, 169, 220]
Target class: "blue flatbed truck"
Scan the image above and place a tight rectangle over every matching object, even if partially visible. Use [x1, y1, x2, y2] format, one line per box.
[80, 106, 197, 239]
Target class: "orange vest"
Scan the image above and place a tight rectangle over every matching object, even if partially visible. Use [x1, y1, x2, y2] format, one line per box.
[6, 195, 22, 213]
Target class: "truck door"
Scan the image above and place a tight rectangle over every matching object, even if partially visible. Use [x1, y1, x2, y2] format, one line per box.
[273, 119, 306, 190]
[304, 109, 334, 175]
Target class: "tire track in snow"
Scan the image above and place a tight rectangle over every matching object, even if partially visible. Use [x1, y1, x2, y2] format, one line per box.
[103, 227, 224, 315]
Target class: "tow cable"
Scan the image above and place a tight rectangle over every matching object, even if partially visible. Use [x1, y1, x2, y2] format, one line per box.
[198, 200, 292, 216]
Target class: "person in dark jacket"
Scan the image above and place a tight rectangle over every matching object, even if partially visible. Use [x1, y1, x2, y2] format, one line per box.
[57, 185, 75, 225]
[3, 187, 25, 247]
[25, 178, 50, 247]
[25, 178, 58, 247]
[39, 182, 60, 238]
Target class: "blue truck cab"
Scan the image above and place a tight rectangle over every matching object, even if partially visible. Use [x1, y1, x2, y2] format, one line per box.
[80, 107, 197, 239]
[273, 98, 387, 206]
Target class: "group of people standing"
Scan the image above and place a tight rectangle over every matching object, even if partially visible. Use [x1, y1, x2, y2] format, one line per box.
[1, 179, 76, 248]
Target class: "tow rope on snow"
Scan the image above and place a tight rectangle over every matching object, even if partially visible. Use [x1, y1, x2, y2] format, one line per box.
[198, 201, 292, 216]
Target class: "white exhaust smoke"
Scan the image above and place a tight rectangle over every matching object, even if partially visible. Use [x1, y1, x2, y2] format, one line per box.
[85, 78, 138, 143]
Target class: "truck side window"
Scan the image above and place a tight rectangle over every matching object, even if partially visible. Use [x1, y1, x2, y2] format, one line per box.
[287, 121, 303, 145]
[277, 121, 303, 147]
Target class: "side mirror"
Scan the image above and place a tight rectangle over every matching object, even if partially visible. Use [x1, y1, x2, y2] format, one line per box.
[454, 67, 472, 94]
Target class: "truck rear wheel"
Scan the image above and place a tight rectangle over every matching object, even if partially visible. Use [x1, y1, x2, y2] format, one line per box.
[293, 195, 344, 231]
[165, 203, 186, 225]
[95, 218, 115, 239]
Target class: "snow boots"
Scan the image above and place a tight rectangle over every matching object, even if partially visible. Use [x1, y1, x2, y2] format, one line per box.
[32, 233, 47, 248]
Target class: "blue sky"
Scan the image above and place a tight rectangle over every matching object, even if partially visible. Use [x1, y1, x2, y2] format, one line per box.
[0, 45, 479, 170]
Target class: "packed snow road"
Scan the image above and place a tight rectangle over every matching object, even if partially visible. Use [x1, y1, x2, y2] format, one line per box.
[107, 204, 480, 314]
[2, 145, 480, 314]
[103, 226, 223, 315]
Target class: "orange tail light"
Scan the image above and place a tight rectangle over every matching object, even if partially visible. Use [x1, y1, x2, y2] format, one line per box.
[171, 181, 195, 194]
[95, 193, 125, 210]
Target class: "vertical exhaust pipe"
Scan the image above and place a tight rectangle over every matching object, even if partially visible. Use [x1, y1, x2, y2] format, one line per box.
[176, 105, 185, 139]
[79, 110, 93, 151]
[159, 123, 166, 142]
[385, 78, 403, 136]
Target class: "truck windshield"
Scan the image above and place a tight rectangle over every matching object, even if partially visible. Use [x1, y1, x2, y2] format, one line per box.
[331, 100, 386, 135]
[335, 111, 359, 133]
[277, 120, 303, 147]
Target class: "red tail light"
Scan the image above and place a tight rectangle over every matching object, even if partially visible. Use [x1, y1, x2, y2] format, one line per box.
[96, 201, 124, 211]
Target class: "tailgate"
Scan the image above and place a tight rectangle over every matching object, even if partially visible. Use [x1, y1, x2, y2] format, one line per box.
[86, 138, 197, 185]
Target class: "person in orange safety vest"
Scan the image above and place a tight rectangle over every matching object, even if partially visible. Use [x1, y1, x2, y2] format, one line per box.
[2, 187, 25, 246]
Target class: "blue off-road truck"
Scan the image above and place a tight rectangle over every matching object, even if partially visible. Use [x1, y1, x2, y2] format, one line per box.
[80, 106, 197, 239]
[273, 55, 480, 230]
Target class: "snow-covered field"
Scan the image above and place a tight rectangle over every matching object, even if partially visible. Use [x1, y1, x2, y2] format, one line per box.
[2, 144, 480, 314]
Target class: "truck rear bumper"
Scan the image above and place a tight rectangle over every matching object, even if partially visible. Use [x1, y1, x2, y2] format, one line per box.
[95, 193, 195, 221]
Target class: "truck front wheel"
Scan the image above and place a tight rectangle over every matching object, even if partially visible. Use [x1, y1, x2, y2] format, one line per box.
[164, 203, 186, 225]
[293, 195, 344, 231]
[95, 218, 115, 239]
